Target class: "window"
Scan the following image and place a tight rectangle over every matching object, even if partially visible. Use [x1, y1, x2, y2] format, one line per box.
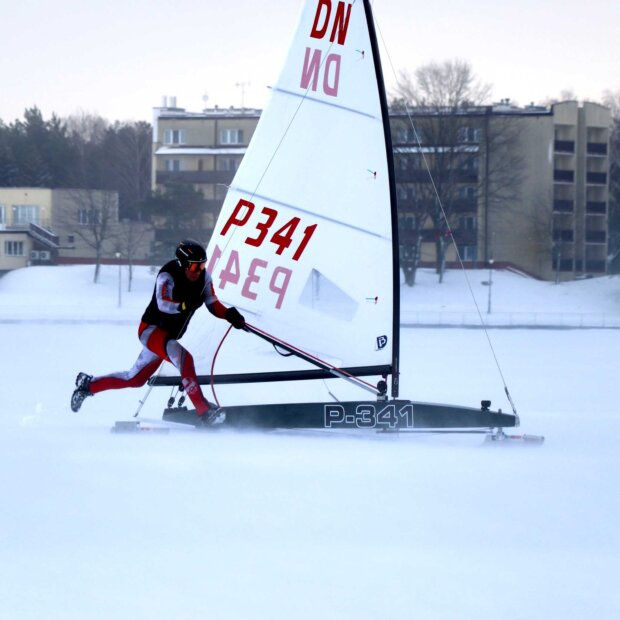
[458, 245, 477, 261]
[12, 204, 40, 225]
[5, 241, 24, 256]
[459, 216, 477, 231]
[457, 126, 481, 143]
[215, 184, 229, 200]
[67, 235, 75, 244]
[163, 129, 186, 145]
[460, 186, 476, 200]
[78, 209, 98, 226]
[220, 128, 244, 145]
[0, 204, 5, 224]
[165, 159, 182, 171]
[217, 157, 241, 172]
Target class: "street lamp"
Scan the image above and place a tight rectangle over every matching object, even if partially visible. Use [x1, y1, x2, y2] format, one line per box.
[115, 252, 122, 308]
[487, 258, 494, 314]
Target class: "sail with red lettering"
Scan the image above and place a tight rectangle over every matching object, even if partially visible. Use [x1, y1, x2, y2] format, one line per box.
[160, 0, 399, 397]
[148, 0, 522, 436]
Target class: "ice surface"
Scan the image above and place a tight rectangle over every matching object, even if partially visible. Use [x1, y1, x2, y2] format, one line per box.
[0, 265, 619, 619]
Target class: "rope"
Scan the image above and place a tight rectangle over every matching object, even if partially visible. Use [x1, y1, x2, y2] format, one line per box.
[209, 324, 233, 407]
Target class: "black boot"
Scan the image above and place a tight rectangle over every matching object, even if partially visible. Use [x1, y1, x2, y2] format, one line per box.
[75, 372, 93, 391]
[72, 372, 93, 412]
[197, 406, 226, 427]
[71, 388, 92, 412]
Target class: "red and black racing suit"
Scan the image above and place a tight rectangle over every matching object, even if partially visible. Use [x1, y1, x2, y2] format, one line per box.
[88, 260, 228, 415]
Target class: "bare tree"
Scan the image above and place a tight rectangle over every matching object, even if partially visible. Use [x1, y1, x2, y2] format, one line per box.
[115, 218, 153, 291]
[394, 59, 491, 109]
[63, 189, 119, 283]
[392, 60, 492, 282]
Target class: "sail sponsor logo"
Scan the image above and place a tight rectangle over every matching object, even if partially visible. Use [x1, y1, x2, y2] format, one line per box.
[376, 335, 388, 350]
[300, 0, 353, 97]
[324, 403, 415, 429]
[210, 198, 318, 309]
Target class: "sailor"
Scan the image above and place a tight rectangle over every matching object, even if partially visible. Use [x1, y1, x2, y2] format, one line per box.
[70, 239, 245, 423]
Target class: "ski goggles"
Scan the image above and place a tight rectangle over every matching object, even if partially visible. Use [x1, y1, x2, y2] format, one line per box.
[187, 261, 206, 273]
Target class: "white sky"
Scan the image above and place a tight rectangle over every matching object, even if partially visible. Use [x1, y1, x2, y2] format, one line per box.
[2, 0, 619, 123]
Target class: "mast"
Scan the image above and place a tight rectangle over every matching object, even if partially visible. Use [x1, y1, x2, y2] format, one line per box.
[363, 0, 400, 398]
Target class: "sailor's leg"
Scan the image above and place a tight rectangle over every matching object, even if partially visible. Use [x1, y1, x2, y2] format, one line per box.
[165, 339, 212, 416]
[88, 347, 162, 394]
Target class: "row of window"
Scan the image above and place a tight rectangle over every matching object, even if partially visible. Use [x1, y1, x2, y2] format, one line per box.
[163, 128, 245, 146]
[395, 126, 482, 145]
[3, 241, 24, 256]
[0, 204, 41, 226]
[1, 242, 53, 259]
[400, 215, 477, 231]
[554, 230, 607, 243]
[164, 157, 242, 172]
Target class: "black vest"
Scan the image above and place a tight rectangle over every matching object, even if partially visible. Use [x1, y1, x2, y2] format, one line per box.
[141, 260, 206, 339]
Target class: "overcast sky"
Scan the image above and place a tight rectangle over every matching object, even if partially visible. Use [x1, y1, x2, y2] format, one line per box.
[2, 0, 618, 124]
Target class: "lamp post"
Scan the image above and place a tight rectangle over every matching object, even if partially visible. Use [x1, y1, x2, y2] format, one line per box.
[115, 252, 121, 308]
[487, 258, 494, 314]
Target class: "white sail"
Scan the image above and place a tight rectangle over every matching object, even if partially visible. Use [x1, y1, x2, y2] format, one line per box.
[183, 0, 397, 383]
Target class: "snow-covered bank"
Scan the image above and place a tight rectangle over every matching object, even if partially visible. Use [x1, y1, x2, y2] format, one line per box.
[1, 265, 619, 326]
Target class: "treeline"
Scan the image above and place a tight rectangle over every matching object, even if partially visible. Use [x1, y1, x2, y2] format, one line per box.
[0, 108, 152, 218]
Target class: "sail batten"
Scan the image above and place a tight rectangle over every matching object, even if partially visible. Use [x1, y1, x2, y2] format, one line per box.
[228, 187, 391, 240]
[271, 87, 380, 120]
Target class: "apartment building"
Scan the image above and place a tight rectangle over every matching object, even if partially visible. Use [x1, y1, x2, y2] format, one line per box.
[152, 98, 260, 245]
[552, 101, 610, 275]
[152, 99, 611, 281]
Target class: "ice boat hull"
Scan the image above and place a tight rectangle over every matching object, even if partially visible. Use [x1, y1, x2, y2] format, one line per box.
[162, 400, 517, 431]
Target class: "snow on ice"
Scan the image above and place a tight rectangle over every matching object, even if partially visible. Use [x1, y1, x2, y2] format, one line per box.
[0, 265, 619, 619]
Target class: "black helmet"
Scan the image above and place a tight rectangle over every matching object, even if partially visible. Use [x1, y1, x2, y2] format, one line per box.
[176, 239, 207, 268]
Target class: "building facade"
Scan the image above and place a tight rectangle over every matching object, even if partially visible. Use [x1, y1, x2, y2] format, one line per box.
[0, 188, 153, 273]
[151, 99, 611, 281]
[152, 98, 260, 246]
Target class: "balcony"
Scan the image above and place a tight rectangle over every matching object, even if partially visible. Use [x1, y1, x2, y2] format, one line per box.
[554, 140, 575, 153]
[586, 172, 607, 185]
[453, 229, 477, 244]
[156, 170, 235, 185]
[587, 142, 607, 156]
[586, 201, 606, 214]
[554, 170, 574, 183]
[585, 230, 606, 243]
[553, 199, 574, 212]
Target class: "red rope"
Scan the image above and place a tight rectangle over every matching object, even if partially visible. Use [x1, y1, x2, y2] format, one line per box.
[209, 324, 233, 406]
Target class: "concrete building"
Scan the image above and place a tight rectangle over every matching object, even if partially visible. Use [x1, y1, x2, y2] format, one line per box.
[151, 98, 611, 281]
[391, 100, 611, 280]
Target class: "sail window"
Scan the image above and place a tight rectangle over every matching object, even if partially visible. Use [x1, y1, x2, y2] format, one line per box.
[299, 269, 358, 321]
